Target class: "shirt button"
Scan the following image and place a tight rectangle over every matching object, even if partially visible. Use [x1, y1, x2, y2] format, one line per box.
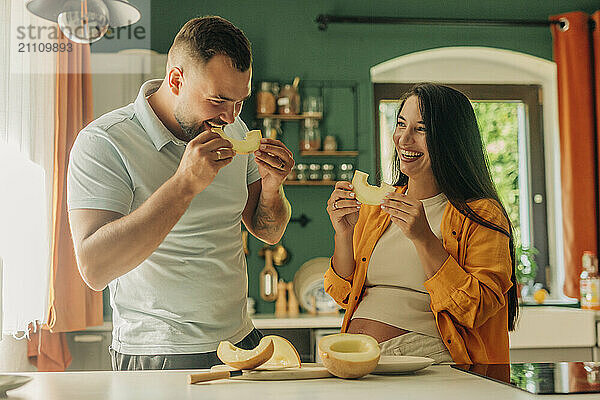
[362, 257, 367, 262]
[447, 339, 452, 344]
[452, 231, 456, 236]
[354, 296, 358, 300]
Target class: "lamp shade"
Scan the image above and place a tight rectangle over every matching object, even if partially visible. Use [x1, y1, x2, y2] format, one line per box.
[26, 0, 141, 27]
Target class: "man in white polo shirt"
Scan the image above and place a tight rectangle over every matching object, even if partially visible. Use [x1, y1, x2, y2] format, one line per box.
[67, 16, 294, 370]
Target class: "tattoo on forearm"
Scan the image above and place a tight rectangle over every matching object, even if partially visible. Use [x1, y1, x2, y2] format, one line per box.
[253, 192, 291, 242]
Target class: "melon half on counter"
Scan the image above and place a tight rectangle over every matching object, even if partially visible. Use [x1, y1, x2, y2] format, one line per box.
[217, 335, 301, 370]
[217, 333, 380, 379]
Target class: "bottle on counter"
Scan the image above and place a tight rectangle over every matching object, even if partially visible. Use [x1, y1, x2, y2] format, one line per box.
[275, 280, 288, 317]
[286, 282, 299, 317]
[260, 248, 278, 302]
[580, 251, 600, 310]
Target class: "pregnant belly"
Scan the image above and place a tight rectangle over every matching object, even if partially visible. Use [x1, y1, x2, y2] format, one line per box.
[347, 318, 410, 343]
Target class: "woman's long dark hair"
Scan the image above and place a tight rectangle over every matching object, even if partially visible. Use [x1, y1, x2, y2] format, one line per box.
[391, 83, 518, 331]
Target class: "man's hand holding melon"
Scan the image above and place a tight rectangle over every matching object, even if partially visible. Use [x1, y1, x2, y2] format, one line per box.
[174, 129, 235, 197]
[253, 137, 294, 196]
[213, 126, 294, 197]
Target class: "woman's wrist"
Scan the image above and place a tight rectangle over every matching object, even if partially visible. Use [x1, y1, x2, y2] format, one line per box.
[413, 231, 449, 278]
[334, 230, 353, 241]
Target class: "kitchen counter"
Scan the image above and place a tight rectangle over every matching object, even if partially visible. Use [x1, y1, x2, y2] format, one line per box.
[9, 365, 599, 399]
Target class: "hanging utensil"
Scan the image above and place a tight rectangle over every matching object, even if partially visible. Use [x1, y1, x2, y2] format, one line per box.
[272, 243, 290, 266]
[242, 229, 249, 255]
[259, 243, 290, 266]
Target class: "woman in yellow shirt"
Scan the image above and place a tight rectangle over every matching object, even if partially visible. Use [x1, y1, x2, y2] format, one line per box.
[324, 83, 517, 364]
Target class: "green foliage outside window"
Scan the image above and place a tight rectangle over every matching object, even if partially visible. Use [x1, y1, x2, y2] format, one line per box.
[472, 102, 521, 244]
[473, 102, 541, 288]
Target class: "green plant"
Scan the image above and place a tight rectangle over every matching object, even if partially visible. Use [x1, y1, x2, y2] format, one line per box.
[515, 244, 539, 285]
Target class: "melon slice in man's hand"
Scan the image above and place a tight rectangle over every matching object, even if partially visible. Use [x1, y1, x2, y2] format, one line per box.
[212, 127, 262, 154]
[217, 336, 274, 370]
[351, 170, 395, 205]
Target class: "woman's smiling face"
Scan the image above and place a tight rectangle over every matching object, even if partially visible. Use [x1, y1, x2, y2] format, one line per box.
[393, 95, 434, 183]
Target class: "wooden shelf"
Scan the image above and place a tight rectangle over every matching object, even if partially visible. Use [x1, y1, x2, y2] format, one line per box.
[300, 150, 358, 157]
[257, 113, 322, 120]
[284, 180, 335, 186]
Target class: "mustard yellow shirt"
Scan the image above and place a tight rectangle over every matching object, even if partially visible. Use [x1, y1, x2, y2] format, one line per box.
[324, 187, 513, 364]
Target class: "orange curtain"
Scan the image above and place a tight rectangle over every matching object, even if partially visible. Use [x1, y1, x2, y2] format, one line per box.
[27, 32, 103, 371]
[550, 11, 600, 299]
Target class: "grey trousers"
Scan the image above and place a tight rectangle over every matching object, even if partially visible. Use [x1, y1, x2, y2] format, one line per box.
[109, 328, 263, 371]
[379, 332, 454, 364]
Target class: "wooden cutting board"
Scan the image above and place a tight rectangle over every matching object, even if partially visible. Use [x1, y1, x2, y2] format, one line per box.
[210, 363, 332, 381]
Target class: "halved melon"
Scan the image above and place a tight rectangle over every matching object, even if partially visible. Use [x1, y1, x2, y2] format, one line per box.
[257, 335, 301, 369]
[351, 170, 395, 205]
[318, 333, 380, 379]
[216, 336, 274, 370]
[212, 127, 262, 154]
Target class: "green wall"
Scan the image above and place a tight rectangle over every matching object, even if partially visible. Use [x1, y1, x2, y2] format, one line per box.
[142, 0, 597, 314]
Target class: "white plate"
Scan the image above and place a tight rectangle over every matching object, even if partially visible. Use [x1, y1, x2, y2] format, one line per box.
[371, 356, 435, 375]
[0, 375, 32, 397]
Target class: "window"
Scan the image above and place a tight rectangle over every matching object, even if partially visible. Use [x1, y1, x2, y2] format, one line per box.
[0, 0, 55, 336]
[374, 83, 550, 290]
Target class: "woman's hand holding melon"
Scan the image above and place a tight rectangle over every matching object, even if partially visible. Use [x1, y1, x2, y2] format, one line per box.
[327, 181, 361, 236]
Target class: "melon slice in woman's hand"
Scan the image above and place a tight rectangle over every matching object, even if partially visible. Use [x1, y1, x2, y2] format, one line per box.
[212, 127, 262, 154]
[216, 336, 274, 370]
[351, 170, 395, 205]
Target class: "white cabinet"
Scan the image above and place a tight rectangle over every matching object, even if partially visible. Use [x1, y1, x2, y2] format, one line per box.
[66, 323, 112, 371]
[509, 307, 598, 362]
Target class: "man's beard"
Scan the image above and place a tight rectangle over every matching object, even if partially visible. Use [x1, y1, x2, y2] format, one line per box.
[174, 108, 203, 142]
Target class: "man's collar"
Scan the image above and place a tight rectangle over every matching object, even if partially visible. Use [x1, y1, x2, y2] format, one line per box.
[133, 79, 187, 151]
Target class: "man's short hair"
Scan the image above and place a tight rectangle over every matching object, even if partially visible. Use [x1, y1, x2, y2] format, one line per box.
[168, 16, 252, 72]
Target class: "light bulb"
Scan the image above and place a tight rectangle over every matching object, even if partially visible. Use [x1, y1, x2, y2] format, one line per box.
[57, 0, 109, 44]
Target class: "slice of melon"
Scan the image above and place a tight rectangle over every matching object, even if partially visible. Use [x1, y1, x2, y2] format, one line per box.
[256, 335, 301, 369]
[351, 170, 395, 205]
[212, 127, 262, 154]
[318, 333, 380, 379]
[216, 336, 274, 370]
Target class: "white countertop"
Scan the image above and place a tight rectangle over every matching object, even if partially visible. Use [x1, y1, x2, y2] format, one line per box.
[8, 365, 599, 399]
